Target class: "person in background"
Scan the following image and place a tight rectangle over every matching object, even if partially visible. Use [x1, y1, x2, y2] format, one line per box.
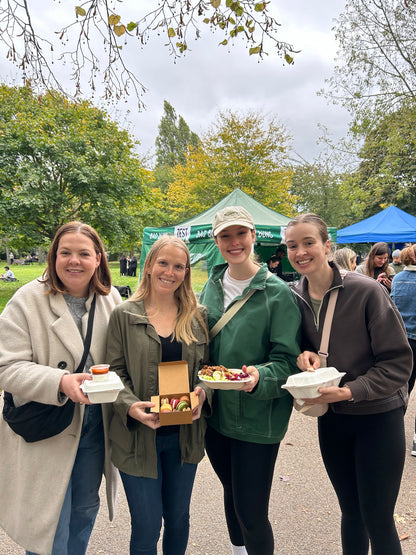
[391, 244, 416, 455]
[119, 254, 127, 276]
[267, 254, 280, 274]
[129, 254, 138, 277]
[332, 248, 357, 271]
[267, 247, 287, 280]
[9, 251, 14, 264]
[0, 221, 122, 555]
[0, 266, 15, 281]
[106, 235, 211, 555]
[355, 241, 395, 291]
[390, 249, 405, 275]
[200, 206, 301, 555]
[286, 213, 412, 555]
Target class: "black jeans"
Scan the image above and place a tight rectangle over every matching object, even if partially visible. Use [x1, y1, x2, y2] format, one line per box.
[318, 407, 405, 555]
[205, 425, 279, 555]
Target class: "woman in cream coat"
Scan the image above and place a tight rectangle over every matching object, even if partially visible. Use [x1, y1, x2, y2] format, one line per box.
[0, 222, 121, 555]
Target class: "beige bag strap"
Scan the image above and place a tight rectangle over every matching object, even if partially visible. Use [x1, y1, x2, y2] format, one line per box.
[209, 289, 255, 340]
[318, 289, 339, 367]
[209, 271, 273, 340]
[318, 269, 346, 366]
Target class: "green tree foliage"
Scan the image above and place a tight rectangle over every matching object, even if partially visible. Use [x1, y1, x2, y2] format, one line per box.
[290, 161, 351, 227]
[155, 102, 200, 167]
[0, 84, 148, 251]
[325, 0, 416, 119]
[340, 101, 416, 217]
[0, 1, 297, 105]
[154, 100, 200, 194]
[166, 110, 296, 222]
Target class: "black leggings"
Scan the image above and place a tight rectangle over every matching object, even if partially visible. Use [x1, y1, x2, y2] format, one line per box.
[205, 426, 279, 555]
[318, 408, 405, 555]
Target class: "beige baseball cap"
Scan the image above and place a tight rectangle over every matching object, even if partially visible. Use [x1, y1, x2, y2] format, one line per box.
[212, 206, 255, 236]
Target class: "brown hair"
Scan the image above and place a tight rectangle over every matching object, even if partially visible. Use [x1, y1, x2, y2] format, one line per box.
[40, 222, 111, 295]
[400, 245, 416, 266]
[131, 235, 208, 345]
[286, 213, 330, 243]
[364, 242, 391, 278]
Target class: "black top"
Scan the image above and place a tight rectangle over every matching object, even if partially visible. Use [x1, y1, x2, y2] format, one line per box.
[157, 334, 182, 435]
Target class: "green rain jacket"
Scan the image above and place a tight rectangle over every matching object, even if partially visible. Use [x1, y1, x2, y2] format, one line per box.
[199, 263, 301, 444]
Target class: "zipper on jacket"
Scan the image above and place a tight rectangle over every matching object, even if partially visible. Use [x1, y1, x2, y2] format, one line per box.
[292, 282, 343, 331]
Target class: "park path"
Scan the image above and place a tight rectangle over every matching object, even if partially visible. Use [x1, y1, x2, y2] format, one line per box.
[2, 395, 416, 554]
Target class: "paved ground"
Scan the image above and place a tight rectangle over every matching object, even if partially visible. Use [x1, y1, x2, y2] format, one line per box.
[2, 394, 416, 554]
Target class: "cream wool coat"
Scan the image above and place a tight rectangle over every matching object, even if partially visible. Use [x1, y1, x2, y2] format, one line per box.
[0, 279, 122, 555]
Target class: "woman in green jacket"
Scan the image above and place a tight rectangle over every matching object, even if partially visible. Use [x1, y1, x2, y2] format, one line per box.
[199, 206, 301, 555]
[106, 236, 211, 555]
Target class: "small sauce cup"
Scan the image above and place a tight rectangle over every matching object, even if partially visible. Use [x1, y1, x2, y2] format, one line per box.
[91, 364, 110, 382]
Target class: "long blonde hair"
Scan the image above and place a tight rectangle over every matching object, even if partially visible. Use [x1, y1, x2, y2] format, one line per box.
[332, 248, 356, 271]
[131, 236, 208, 345]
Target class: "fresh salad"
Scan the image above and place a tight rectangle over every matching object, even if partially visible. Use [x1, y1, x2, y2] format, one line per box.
[198, 365, 250, 382]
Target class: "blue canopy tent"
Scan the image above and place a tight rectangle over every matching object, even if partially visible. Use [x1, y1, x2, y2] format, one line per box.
[337, 206, 416, 244]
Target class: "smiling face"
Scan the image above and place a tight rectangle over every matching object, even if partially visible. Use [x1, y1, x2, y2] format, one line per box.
[55, 232, 101, 297]
[147, 244, 189, 297]
[214, 225, 255, 267]
[285, 222, 331, 277]
[374, 253, 389, 268]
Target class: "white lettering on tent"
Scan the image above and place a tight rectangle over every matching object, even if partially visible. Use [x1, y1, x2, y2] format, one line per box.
[174, 226, 191, 242]
[257, 230, 273, 239]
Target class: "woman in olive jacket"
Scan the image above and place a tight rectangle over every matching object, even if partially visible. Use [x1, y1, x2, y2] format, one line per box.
[106, 235, 211, 555]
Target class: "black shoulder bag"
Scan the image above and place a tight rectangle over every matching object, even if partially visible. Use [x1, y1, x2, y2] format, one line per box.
[2, 294, 96, 443]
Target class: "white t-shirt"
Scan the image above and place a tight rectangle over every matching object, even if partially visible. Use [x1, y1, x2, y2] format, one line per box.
[222, 269, 253, 310]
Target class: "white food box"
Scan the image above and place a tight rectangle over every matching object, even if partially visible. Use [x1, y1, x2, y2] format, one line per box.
[281, 367, 346, 400]
[80, 371, 124, 403]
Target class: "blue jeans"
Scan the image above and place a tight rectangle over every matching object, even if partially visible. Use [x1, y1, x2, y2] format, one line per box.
[120, 430, 197, 555]
[27, 403, 105, 555]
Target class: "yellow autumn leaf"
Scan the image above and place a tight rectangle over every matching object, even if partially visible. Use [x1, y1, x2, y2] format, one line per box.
[75, 6, 86, 17]
[211, 0, 221, 8]
[108, 14, 121, 26]
[114, 24, 126, 37]
[168, 27, 176, 38]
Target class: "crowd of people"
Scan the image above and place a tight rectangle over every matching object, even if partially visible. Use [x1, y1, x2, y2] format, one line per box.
[119, 254, 138, 277]
[0, 211, 415, 555]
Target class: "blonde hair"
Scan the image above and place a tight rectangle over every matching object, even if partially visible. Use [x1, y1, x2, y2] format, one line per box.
[131, 236, 208, 345]
[332, 248, 356, 271]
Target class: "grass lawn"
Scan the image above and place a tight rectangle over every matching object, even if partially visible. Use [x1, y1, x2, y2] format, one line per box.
[0, 261, 209, 314]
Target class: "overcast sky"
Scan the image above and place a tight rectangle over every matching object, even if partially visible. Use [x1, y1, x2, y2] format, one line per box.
[0, 0, 350, 165]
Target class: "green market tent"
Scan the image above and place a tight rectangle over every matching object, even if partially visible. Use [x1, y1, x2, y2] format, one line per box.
[140, 188, 337, 274]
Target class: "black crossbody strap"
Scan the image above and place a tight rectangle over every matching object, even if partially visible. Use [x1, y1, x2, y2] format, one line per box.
[75, 293, 96, 373]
